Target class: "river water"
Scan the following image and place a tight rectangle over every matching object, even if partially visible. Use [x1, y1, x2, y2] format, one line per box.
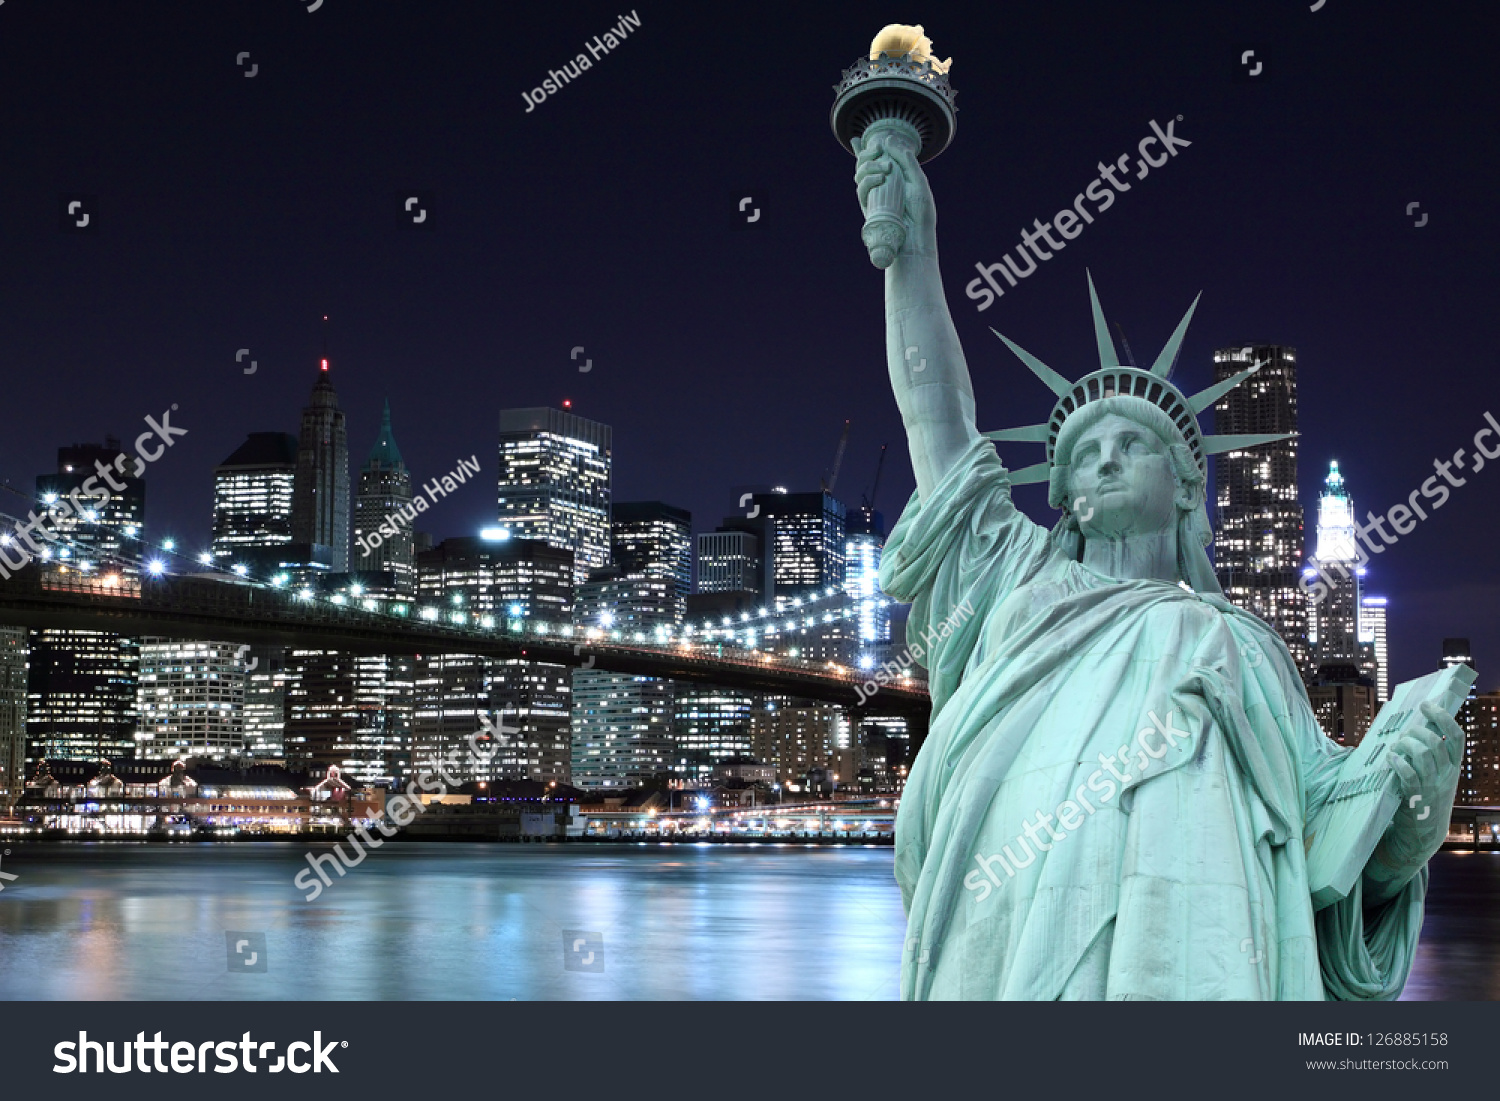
[0, 843, 1491, 1000]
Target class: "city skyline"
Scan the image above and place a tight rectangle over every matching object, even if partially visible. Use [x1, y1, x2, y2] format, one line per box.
[0, 2, 1492, 697]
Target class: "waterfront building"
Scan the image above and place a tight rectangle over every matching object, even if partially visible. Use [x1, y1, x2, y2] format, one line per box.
[671, 688, 755, 780]
[414, 535, 574, 783]
[1211, 344, 1309, 677]
[136, 640, 246, 760]
[497, 407, 611, 584]
[748, 701, 854, 788]
[25, 440, 143, 767]
[290, 357, 351, 573]
[1464, 691, 1500, 806]
[353, 401, 415, 596]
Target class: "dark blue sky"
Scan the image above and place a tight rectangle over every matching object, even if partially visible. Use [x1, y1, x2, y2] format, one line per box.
[0, 0, 1493, 688]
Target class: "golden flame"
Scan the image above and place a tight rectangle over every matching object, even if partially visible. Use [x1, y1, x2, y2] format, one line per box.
[869, 23, 952, 74]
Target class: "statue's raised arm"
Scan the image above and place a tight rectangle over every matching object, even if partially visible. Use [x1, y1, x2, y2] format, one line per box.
[853, 132, 979, 502]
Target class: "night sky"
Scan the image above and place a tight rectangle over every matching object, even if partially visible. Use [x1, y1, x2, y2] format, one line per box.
[0, 1, 1494, 689]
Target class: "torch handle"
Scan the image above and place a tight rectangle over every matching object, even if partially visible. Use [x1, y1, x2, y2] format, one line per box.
[859, 118, 922, 269]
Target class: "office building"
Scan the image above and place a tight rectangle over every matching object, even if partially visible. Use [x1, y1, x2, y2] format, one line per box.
[1359, 596, 1389, 704]
[570, 567, 677, 789]
[291, 357, 351, 572]
[612, 501, 692, 607]
[414, 536, 574, 783]
[353, 401, 415, 596]
[846, 504, 891, 670]
[0, 628, 25, 813]
[136, 640, 246, 760]
[745, 489, 847, 601]
[25, 441, 144, 766]
[212, 432, 298, 560]
[696, 529, 764, 596]
[1211, 344, 1309, 677]
[1464, 692, 1500, 806]
[497, 407, 611, 584]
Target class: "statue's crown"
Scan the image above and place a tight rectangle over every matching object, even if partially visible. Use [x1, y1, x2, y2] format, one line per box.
[984, 273, 1293, 489]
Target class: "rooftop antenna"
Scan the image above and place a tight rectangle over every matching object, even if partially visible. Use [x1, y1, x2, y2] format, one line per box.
[1113, 321, 1137, 367]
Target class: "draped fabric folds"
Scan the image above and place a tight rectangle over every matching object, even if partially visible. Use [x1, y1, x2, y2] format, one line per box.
[880, 436, 1425, 1000]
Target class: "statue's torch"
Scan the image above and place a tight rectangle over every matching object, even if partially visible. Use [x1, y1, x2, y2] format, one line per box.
[831, 24, 958, 268]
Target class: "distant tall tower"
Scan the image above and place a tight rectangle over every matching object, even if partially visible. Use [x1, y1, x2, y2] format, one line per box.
[353, 401, 415, 596]
[1442, 639, 1486, 805]
[746, 489, 848, 601]
[1211, 344, 1308, 676]
[26, 441, 144, 766]
[291, 357, 350, 572]
[846, 504, 891, 670]
[497, 407, 611, 584]
[1308, 462, 1361, 665]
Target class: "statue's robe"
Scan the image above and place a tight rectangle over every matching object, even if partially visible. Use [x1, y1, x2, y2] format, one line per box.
[882, 438, 1427, 1000]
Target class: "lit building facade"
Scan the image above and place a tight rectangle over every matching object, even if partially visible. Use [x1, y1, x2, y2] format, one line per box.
[291, 358, 351, 573]
[497, 407, 611, 584]
[0, 628, 25, 813]
[611, 500, 691, 608]
[570, 569, 677, 789]
[1359, 596, 1388, 704]
[414, 536, 574, 783]
[212, 432, 298, 560]
[1211, 344, 1309, 677]
[696, 529, 763, 595]
[671, 688, 754, 780]
[747, 490, 847, 601]
[845, 504, 891, 671]
[26, 440, 144, 766]
[136, 640, 246, 760]
[1463, 692, 1500, 806]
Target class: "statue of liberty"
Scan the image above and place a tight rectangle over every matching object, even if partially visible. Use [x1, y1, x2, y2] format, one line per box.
[854, 126, 1464, 1000]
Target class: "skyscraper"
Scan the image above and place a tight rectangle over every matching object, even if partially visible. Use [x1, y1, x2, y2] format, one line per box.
[353, 401, 415, 596]
[1359, 596, 1389, 704]
[136, 640, 246, 760]
[1211, 344, 1308, 677]
[1443, 639, 1486, 805]
[1307, 462, 1362, 666]
[212, 432, 298, 561]
[570, 567, 676, 789]
[414, 536, 574, 783]
[26, 441, 143, 766]
[696, 529, 765, 595]
[0, 627, 25, 813]
[611, 501, 691, 608]
[845, 504, 891, 670]
[747, 490, 847, 601]
[291, 358, 351, 573]
[212, 431, 301, 762]
[497, 407, 611, 584]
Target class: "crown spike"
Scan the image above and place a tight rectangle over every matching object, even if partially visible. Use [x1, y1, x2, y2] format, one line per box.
[1149, 292, 1202, 378]
[990, 329, 1072, 396]
[1201, 431, 1296, 456]
[1087, 270, 1118, 370]
[982, 424, 1050, 443]
[1188, 357, 1266, 414]
[1004, 461, 1052, 486]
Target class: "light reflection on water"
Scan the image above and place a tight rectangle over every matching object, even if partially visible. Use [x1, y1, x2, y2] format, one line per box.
[0, 845, 1488, 1000]
[0, 842, 905, 1001]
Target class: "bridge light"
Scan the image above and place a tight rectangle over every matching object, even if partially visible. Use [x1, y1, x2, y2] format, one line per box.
[146, 559, 166, 577]
[123, 524, 138, 537]
[298, 589, 314, 601]
[350, 583, 364, 596]
[198, 552, 212, 565]
[480, 615, 495, 629]
[600, 611, 614, 628]
[420, 607, 439, 621]
[509, 604, 523, 617]
[83, 509, 97, 521]
[330, 593, 346, 605]
[858, 655, 874, 670]
[271, 573, 289, 587]
[231, 564, 249, 577]
[161, 538, 175, 552]
[42, 492, 57, 504]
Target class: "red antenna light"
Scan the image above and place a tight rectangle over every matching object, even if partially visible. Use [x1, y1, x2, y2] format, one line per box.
[321, 358, 329, 371]
[562, 399, 572, 408]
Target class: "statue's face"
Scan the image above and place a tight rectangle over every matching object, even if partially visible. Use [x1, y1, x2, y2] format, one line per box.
[1066, 414, 1185, 538]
